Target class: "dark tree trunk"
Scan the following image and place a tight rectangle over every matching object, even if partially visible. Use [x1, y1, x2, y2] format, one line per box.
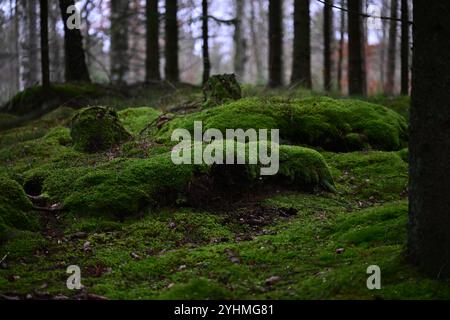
[202, 0, 210, 85]
[59, 0, 90, 82]
[110, 0, 129, 84]
[385, 0, 398, 95]
[146, 0, 160, 82]
[291, 0, 310, 88]
[234, 0, 246, 82]
[40, 0, 50, 90]
[347, 0, 365, 95]
[165, 0, 179, 83]
[268, 0, 283, 87]
[408, 0, 450, 279]
[400, 0, 409, 95]
[337, 0, 345, 93]
[323, 0, 333, 91]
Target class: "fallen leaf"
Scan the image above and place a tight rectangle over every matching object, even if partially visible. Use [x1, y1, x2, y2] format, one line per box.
[265, 276, 282, 286]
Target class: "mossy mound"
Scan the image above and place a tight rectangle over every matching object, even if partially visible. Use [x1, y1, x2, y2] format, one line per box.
[24, 142, 333, 218]
[203, 74, 242, 108]
[118, 107, 161, 135]
[366, 95, 410, 120]
[0, 83, 106, 117]
[156, 96, 408, 151]
[71, 106, 131, 152]
[0, 174, 37, 240]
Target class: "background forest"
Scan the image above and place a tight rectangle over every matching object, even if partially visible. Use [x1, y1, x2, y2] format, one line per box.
[0, 0, 410, 101]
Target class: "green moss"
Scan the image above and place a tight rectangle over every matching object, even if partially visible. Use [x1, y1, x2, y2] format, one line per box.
[71, 106, 131, 152]
[158, 278, 232, 299]
[1, 83, 103, 116]
[325, 151, 408, 201]
[398, 148, 409, 163]
[277, 145, 335, 191]
[0, 174, 37, 240]
[203, 74, 242, 109]
[22, 142, 333, 218]
[155, 96, 408, 151]
[118, 107, 161, 135]
[366, 95, 410, 120]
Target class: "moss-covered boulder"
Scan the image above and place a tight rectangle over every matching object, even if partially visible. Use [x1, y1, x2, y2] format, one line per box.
[203, 74, 242, 108]
[0, 174, 37, 240]
[25, 142, 333, 218]
[0, 83, 106, 117]
[71, 106, 131, 152]
[156, 96, 408, 151]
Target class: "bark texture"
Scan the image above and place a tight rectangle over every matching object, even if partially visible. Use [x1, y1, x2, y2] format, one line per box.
[291, 0, 311, 88]
[408, 0, 450, 279]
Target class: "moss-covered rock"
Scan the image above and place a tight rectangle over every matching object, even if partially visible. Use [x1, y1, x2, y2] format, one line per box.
[0, 83, 105, 116]
[203, 74, 242, 108]
[71, 106, 131, 152]
[0, 174, 37, 240]
[156, 96, 408, 151]
[24, 142, 333, 218]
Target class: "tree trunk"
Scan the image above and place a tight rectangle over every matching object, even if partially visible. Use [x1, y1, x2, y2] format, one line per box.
[202, 0, 210, 85]
[291, 0, 310, 88]
[28, 0, 39, 86]
[337, 0, 345, 93]
[165, 0, 179, 83]
[347, 0, 365, 95]
[50, 0, 63, 82]
[110, 0, 129, 84]
[323, 0, 333, 91]
[146, 0, 160, 82]
[408, 0, 450, 279]
[40, 0, 50, 90]
[385, 0, 398, 95]
[18, 0, 40, 88]
[12, 0, 20, 92]
[380, 0, 388, 90]
[234, 0, 246, 82]
[59, 0, 90, 82]
[268, 0, 283, 87]
[250, 0, 264, 84]
[400, 0, 409, 95]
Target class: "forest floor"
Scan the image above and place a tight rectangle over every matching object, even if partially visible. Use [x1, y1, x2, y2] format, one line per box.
[0, 84, 449, 300]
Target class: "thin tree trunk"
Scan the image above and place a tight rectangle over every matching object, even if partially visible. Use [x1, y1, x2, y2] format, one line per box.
[59, 0, 90, 82]
[40, 0, 50, 90]
[28, 0, 39, 86]
[385, 0, 398, 95]
[400, 0, 409, 95]
[165, 0, 179, 82]
[323, 0, 333, 91]
[347, 0, 365, 95]
[50, 0, 63, 82]
[408, 0, 450, 279]
[250, 0, 263, 84]
[291, 0, 310, 88]
[337, 0, 345, 93]
[202, 0, 210, 84]
[268, 0, 283, 87]
[234, 0, 246, 82]
[110, 0, 129, 84]
[12, 0, 20, 92]
[146, 0, 161, 82]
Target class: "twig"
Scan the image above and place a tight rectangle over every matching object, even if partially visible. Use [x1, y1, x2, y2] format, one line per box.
[316, 0, 413, 25]
[0, 252, 9, 265]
